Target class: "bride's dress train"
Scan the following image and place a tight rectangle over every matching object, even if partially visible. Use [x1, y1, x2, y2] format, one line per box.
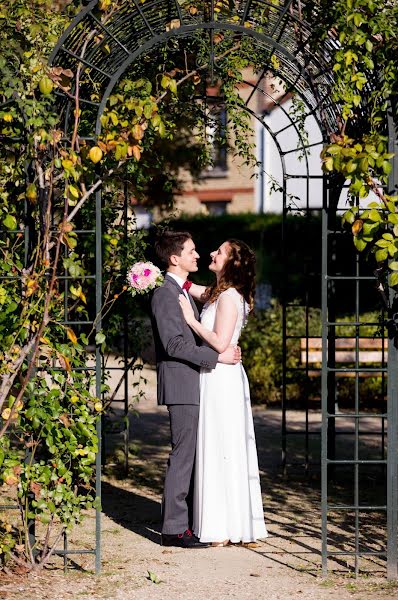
[193, 288, 267, 543]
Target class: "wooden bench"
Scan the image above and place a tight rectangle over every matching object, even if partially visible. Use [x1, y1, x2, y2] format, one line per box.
[300, 337, 388, 377]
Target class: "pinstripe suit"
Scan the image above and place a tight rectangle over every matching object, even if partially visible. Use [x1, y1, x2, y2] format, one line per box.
[151, 274, 218, 534]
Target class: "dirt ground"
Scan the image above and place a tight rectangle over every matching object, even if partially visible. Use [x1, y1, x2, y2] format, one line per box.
[0, 365, 396, 600]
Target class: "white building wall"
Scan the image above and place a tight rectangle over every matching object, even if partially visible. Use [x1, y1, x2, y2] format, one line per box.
[256, 98, 327, 213]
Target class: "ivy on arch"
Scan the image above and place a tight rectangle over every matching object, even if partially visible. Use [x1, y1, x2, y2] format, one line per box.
[0, 0, 397, 574]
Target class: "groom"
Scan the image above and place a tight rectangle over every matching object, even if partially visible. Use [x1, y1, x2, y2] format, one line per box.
[151, 230, 240, 548]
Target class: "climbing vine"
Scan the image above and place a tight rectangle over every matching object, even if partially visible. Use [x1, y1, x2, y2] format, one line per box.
[0, 0, 397, 573]
[312, 0, 398, 288]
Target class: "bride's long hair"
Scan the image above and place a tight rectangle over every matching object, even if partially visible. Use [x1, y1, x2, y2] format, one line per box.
[206, 239, 256, 311]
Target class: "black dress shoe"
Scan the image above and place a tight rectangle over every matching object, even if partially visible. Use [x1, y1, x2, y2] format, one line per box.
[161, 530, 209, 548]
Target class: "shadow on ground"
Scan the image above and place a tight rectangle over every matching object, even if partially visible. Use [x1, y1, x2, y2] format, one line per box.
[101, 481, 161, 545]
[101, 404, 387, 575]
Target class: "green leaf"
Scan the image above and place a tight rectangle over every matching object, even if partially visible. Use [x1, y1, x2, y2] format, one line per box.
[387, 213, 398, 224]
[375, 248, 388, 262]
[346, 161, 357, 174]
[39, 513, 51, 524]
[383, 161, 392, 176]
[91, 496, 101, 511]
[109, 112, 118, 126]
[388, 261, 398, 271]
[143, 103, 153, 120]
[362, 222, 379, 237]
[2, 214, 17, 230]
[158, 121, 166, 138]
[343, 209, 355, 225]
[68, 264, 80, 278]
[368, 209, 382, 222]
[390, 272, 398, 287]
[151, 114, 161, 128]
[353, 237, 367, 252]
[147, 571, 161, 584]
[95, 332, 106, 345]
[324, 157, 334, 172]
[161, 75, 170, 89]
[134, 105, 143, 117]
[169, 79, 177, 95]
[326, 144, 342, 155]
[353, 13, 362, 26]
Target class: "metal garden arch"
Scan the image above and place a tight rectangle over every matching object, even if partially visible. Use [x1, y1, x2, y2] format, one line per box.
[49, 0, 398, 577]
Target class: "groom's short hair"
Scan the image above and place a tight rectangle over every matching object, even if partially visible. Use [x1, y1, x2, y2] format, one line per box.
[155, 230, 192, 266]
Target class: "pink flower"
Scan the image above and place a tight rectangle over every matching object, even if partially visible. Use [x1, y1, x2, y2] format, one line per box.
[126, 261, 163, 296]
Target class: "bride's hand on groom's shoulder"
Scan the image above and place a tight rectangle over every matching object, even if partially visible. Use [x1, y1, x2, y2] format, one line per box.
[179, 294, 195, 324]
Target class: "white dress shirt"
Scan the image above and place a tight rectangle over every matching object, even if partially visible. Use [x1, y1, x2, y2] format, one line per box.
[167, 272, 190, 299]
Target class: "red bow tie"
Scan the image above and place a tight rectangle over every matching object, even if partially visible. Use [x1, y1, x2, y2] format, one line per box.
[182, 280, 192, 291]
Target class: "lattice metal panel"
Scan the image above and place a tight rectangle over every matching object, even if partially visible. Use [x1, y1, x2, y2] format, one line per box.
[50, 0, 348, 137]
[44, 0, 397, 578]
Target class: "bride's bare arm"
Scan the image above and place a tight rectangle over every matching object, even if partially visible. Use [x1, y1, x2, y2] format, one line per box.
[178, 293, 238, 353]
[189, 282, 208, 302]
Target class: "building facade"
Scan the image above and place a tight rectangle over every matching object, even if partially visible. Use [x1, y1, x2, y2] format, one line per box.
[174, 67, 325, 216]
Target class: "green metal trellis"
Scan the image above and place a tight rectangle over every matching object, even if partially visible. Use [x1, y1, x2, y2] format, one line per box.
[11, 0, 394, 576]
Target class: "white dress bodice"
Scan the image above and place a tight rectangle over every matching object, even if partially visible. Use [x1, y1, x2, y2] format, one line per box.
[200, 287, 249, 346]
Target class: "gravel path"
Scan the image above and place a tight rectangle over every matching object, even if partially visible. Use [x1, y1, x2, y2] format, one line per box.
[0, 365, 396, 600]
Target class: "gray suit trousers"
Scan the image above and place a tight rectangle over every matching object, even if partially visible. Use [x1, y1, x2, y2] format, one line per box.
[162, 404, 199, 534]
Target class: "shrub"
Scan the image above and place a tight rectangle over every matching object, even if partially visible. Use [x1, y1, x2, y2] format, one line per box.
[241, 301, 386, 406]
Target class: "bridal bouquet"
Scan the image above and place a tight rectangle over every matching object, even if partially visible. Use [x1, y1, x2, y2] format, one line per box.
[126, 261, 164, 296]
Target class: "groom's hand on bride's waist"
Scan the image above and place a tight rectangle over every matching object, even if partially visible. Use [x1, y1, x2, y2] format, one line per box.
[218, 345, 241, 365]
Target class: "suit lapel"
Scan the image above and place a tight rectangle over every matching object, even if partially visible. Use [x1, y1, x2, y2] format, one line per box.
[165, 273, 199, 320]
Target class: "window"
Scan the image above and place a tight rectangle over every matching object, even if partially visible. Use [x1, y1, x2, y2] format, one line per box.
[203, 200, 229, 216]
[204, 102, 228, 176]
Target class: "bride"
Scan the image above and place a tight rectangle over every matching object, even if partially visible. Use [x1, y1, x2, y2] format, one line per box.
[178, 239, 267, 546]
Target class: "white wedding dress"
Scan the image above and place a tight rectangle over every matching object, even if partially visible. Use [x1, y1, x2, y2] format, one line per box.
[193, 288, 267, 543]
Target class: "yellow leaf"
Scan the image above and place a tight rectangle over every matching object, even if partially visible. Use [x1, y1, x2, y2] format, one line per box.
[132, 145, 141, 161]
[271, 55, 280, 70]
[26, 183, 37, 202]
[324, 157, 334, 172]
[58, 354, 71, 372]
[70, 284, 82, 298]
[89, 146, 103, 164]
[67, 328, 78, 344]
[69, 184, 79, 199]
[62, 159, 74, 170]
[351, 219, 364, 236]
[132, 124, 144, 140]
[1, 407, 11, 420]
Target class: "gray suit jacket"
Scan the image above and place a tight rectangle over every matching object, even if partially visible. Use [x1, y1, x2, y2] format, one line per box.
[150, 274, 218, 405]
